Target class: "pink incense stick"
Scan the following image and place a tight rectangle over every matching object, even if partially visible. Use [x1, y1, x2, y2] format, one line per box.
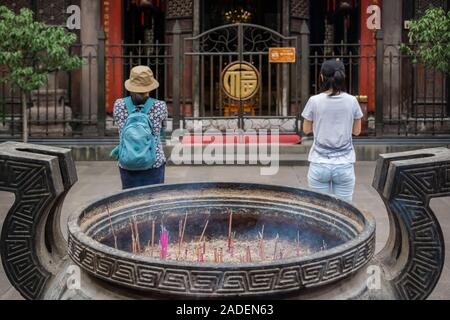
[227, 210, 233, 252]
[160, 227, 169, 260]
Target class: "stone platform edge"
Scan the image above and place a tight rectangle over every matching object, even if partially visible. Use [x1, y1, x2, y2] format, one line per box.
[6, 139, 446, 164]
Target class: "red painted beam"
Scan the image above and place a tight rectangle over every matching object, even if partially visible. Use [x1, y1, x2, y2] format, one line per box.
[359, 0, 381, 113]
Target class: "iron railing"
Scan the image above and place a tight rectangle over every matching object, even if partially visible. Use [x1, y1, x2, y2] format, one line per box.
[0, 28, 449, 140]
[181, 23, 301, 134]
[376, 43, 449, 136]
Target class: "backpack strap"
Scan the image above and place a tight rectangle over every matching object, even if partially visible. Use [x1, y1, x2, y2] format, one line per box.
[142, 98, 156, 114]
[124, 96, 137, 114]
[124, 96, 156, 115]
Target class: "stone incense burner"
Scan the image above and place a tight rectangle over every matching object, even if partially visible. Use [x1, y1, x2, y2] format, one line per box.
[0, 142, 449, 300]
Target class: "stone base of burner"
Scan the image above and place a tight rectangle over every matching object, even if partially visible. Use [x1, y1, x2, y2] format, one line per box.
[43, 262, 381, 300]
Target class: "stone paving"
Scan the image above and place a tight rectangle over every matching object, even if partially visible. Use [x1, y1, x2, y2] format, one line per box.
[1, 162, 449, 300]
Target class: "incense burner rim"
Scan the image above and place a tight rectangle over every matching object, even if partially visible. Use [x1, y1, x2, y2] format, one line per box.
[66, 182, 376, 297]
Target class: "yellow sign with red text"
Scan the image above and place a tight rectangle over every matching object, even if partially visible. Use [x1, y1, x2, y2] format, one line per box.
[269, 47, 296, 63]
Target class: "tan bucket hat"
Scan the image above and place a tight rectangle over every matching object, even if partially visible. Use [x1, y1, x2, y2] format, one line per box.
[124, 66, 160, 93]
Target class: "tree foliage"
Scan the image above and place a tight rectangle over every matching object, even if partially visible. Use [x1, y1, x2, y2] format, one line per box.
[0, 6, 82, 91]
[401, 7, 450, 74]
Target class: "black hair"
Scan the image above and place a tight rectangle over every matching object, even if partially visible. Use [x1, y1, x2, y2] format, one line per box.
[130, 92, 150, 106]
[320, 70, 346, 96]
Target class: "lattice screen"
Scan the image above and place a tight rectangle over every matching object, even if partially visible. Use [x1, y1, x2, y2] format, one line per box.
[166, 0, 193, 19]
[291, 0, 309, 19]
[415, 0, 448, 16]
[2, 0, 73, 25]
[2, 0, 32, 13]
[35, 0, 70, 25]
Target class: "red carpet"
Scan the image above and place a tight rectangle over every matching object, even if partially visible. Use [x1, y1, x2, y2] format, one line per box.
[181, 134, 302, 145]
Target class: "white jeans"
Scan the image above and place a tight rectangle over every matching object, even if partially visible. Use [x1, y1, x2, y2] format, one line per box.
[307, 162, 356, 201]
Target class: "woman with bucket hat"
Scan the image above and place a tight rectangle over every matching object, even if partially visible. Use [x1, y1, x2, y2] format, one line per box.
[301, 59, 363, 201]
[113, 65, 168, 190]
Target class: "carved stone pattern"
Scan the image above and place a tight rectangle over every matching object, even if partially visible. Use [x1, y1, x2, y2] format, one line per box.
[35, 0, 69, 25]
[1, 0, 32, 13]
[415, 0, 447, 15]
[290, 0, 309, 19]
[67, 232, 375, 297]
[391, 163, 450, 300]
[166, 0, 193, 18]
[0, 159, 53, 300]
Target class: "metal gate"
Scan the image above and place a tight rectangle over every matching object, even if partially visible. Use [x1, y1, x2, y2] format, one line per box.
[181, 23, 300, 133]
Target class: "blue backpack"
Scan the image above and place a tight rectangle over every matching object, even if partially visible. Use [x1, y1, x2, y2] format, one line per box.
[111, 97, 158, 171]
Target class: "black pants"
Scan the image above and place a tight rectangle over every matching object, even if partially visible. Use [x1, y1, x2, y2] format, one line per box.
[119, 165, 165, 190]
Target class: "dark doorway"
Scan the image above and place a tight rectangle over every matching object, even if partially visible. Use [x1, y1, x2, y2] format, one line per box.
[122, 0, 166, 99]
[309, 0, 360, 45]
[309, 0, 361, 95]
[123, 0, 165, 45]
[202, 0, 281, 32]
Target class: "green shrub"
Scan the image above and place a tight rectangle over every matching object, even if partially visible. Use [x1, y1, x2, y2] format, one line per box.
[0, 6, 83, 141]
[401, 7, 450, 74]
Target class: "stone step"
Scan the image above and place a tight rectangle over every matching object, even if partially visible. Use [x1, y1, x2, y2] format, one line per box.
[1, 138, 448, 163]
[166, 153, 309, 166]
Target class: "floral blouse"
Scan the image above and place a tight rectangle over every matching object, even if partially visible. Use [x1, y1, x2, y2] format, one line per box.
[113, 98, 168, 169]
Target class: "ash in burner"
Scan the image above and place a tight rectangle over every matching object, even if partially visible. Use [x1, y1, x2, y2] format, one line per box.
[139, 234, 313, 264]
[102, 209, 337, 264]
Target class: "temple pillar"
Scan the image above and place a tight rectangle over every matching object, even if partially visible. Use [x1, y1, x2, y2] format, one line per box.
[360, 0, 381, 115]
[290, 0, 310, 113]
[80, 0, 100, 133]
[165, 0, 194, 126]
[381, 0, 402, 121]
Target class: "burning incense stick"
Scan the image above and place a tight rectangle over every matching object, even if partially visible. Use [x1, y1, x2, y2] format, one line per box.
[296, 230, 300, 257]
[177, 219, 183, 258]
[106, 205, 117, 249]
[180, 212, 188, 253]
[199, 219, 209, 243]
[151, 220, 155, 257]
[196, 245, 200, 262]
[273, 234, 279, 260]
[160, 226, 168, 260]
[258, 225, 265, 259]
[129, 220, 135, 254]
[246, 246, 252, 263]
[228, 210, 233, 252]
[133, 218, 141, 254]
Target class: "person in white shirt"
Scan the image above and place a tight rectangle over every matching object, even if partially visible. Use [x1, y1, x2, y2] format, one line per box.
[301, 59, 363, 201]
